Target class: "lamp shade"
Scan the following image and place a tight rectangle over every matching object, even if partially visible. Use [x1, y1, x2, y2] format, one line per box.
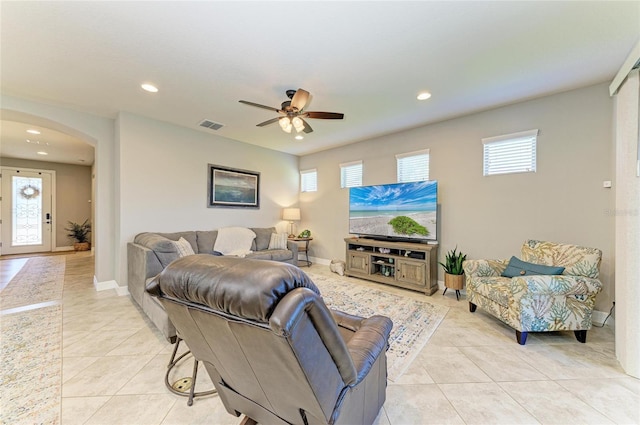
[282, 208, 300, 221]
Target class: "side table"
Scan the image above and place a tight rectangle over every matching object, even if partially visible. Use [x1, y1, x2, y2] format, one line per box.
[288, 237, 313, 267]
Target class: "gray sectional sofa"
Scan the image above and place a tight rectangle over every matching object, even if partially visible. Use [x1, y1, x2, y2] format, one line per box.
[127, 227, 298, 342]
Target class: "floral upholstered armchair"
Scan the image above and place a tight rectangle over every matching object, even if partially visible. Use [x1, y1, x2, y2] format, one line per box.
[463, 240, 603, 345]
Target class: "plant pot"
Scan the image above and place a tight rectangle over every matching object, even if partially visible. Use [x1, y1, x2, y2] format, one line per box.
[74, 242, 90, 252]
[444, 273, 464, 290]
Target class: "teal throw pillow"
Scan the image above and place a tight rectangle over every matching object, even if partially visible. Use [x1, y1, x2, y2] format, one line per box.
[501, 256, 565, 278]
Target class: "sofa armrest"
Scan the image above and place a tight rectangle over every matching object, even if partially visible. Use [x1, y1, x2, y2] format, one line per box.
[463, 259, 508, 277]
[127, 242, 163, 307]
[345, 315, 393, 384]
[512, 275, 603, 298]
[287, 239, 299, 258]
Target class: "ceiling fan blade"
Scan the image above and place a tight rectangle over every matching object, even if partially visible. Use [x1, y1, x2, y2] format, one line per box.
[239, 100, 282, 113]
[256, 117, 281, 127]
[290, 88, 310, 111]
[305, 111, 344, 120]
[301, 118, 313, 133]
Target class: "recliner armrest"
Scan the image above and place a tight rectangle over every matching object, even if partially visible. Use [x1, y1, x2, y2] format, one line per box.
[345, 315, 393, 384]
[331, 309, 365, 333]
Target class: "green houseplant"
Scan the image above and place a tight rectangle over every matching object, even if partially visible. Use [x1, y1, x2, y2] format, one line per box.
[65, 219, 91, 251]
[439, 246, 467, 299]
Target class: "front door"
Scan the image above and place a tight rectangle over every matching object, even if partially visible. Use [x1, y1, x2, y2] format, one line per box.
[0, 168, 53, 255]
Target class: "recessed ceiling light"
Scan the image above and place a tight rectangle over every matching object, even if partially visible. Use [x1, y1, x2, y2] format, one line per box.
[37, 151, 48, 155]
[295, 135, 304, 140]
[141, 83, 159, 93]
[27, 129, 41, 135]
[417, 92, 432, 100]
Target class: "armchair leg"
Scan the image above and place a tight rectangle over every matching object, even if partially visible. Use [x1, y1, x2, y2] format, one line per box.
[515, 330, 528, 345]
[574, 330, 587, 343]
[469, 302, 477, 312]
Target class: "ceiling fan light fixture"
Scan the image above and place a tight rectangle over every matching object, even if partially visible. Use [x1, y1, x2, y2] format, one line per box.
[279, 117, 292, 133]
[292, 116, 305, 133]
[417, 91, 432, 100]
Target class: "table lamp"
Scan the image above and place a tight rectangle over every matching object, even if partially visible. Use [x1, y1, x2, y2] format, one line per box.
[282, 208, 300, 237]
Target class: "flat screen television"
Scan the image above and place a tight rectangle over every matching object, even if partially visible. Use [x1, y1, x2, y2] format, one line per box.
[349, 181, 437, 242]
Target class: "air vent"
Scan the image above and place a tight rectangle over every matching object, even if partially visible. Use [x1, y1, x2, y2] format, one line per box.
[198, 119, 224, 131]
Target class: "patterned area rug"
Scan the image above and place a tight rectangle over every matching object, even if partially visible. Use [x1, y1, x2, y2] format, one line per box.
[0, 257, 65, 425]
[307, 272, 449, 381]
[1, 256, 66, 309]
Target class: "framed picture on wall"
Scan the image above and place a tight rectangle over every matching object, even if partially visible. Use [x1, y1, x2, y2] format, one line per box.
[208, 164, 260, 208]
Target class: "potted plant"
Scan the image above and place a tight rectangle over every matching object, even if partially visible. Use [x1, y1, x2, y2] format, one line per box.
[439, 246, 467, 299]
[65, 219, 91, 251]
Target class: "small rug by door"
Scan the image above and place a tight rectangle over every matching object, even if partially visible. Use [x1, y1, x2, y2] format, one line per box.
[307, 272, 449, 382]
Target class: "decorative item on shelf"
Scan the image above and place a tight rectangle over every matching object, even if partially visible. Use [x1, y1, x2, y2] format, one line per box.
[438, 246, 467, 301]
[65, 219, 91, 251]
[378, 247, 391, 254]
[282, 208, 301, 237]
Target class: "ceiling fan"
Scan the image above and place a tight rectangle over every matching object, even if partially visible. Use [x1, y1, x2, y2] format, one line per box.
[239, 88, 344, 134]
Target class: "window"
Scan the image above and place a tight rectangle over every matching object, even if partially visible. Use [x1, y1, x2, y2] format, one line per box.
[482, 129, 538, 176]
[300, 169, 317, 192]
[340, 160, 363, 188]
[396, 149, 430, 182]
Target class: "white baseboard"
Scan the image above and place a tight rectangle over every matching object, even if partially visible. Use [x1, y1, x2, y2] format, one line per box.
[307, 256, 330, 266]
[93, 276, 128, 296]
[592, 309, 614, 327]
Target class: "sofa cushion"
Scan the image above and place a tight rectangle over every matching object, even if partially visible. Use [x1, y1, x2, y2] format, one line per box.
[246, 249, 294, 262]
[214, 227, 256, 255]
[251, 227, 276, 251]
[501, 256, 565, 278]
[268, 249, 294, 262]
[156, 231, 198, 253]
[196, 230, 218, 254]
[268, 232, 288, 250]
[174, 237, 195, 257]
[134, 233, 180, 268]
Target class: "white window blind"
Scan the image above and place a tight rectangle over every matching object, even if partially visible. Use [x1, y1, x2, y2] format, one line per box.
[340, 160, 363, 188]
[396, 149, 430, 182]
[482, 129, 538, 176]
[300, 169, 317, 192]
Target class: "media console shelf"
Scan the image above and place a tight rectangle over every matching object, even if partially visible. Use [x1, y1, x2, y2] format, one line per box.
[344, 237, 439, 295]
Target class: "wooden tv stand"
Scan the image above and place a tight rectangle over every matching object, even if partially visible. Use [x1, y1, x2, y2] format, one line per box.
[344, 237, 439, 295]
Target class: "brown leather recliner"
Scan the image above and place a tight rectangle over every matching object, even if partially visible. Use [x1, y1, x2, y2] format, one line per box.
[146, 255, 393, 425]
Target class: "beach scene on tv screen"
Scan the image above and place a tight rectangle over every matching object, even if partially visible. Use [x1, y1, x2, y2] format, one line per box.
[349, 181, 437, 240]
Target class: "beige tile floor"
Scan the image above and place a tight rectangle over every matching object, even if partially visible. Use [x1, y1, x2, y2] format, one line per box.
[2, 253, 639, 424]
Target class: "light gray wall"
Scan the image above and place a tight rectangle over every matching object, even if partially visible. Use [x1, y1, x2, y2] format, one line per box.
[300, 83, 615, 312]
[0, 157, 93, 248]
[116, 112, 300, 285]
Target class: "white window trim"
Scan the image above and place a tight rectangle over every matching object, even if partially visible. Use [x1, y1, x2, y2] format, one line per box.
[300, 168, 317, 192]
[396, 149, 430, 182]
[482, 129, 538, 176]
[339, 160, 363, 188]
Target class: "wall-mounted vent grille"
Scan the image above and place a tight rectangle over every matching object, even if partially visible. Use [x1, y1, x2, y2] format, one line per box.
[198, 119, 224, 131]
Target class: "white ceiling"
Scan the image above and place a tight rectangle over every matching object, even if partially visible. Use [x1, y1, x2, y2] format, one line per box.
[1, 1, 638, 163]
